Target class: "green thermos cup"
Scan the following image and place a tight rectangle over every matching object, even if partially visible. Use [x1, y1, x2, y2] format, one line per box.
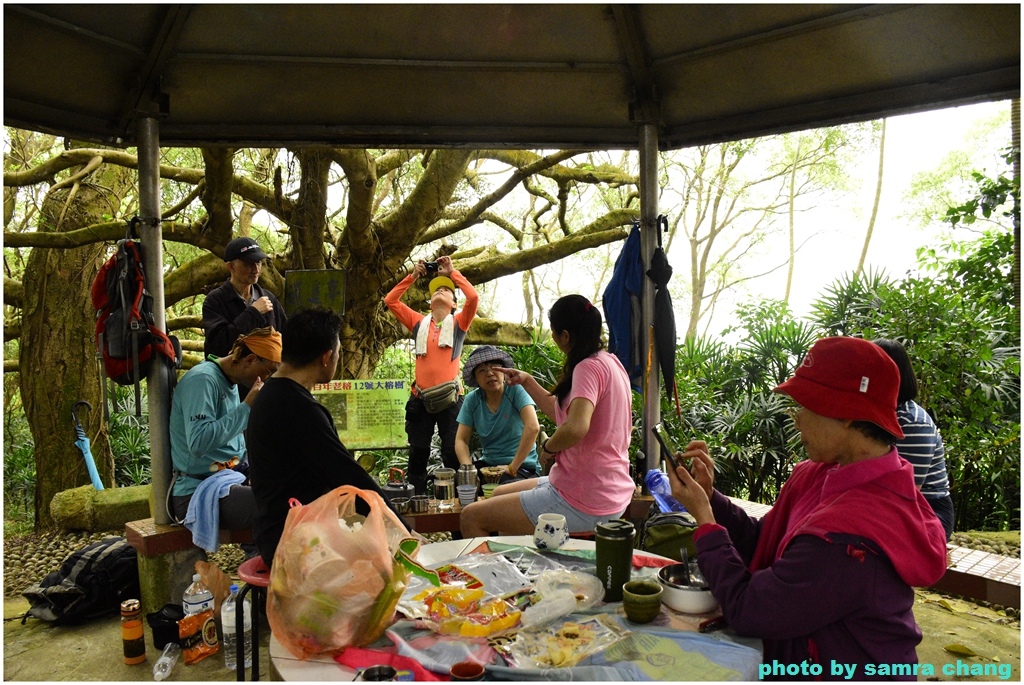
[595, 519, 635, 602]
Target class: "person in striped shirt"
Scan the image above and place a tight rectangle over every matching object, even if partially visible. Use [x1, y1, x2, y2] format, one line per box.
[875, 339, 954, 540]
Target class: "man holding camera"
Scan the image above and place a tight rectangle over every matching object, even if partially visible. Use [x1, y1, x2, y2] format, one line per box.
[384, 256, 479, 495]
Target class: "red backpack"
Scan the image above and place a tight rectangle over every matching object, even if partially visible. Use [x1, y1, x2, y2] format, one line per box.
[91, 219, 180, 415]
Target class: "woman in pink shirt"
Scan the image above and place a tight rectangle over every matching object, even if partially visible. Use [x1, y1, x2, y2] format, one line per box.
[460, 295, 635, 536]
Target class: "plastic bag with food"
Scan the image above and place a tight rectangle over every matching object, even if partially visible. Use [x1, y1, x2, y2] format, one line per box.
[496, 615, 630, 669]
[399, 552, 531, 619]
[413, 585, 522, 638]
[267, 486, 437, 658]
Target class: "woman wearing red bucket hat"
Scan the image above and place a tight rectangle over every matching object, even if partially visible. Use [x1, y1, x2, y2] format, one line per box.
[666, 337, 947, 681]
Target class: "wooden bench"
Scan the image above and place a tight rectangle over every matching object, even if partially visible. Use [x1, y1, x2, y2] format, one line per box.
[125, 517, 253, 614]
[125, 517, 253, 555]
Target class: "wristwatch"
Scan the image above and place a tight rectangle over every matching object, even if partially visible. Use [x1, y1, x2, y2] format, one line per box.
[541, 438, 558, 455]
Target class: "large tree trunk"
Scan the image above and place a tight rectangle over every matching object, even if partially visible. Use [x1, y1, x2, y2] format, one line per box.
[20, 155, 133, 529]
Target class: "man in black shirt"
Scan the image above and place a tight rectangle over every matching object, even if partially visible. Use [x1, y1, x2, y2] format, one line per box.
[247, 307, 406, 566]
[203, 236, 287, 398]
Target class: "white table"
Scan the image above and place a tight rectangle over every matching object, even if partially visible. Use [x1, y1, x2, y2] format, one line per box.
[269, 536, 679, 681]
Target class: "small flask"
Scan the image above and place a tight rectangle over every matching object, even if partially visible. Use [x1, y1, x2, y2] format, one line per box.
[595, 519, 635, 603]
[121, 599, 147, 665]
[182, 573, 214, 615]
[644, 469, 687, 513]
[152, 642, 181, 681]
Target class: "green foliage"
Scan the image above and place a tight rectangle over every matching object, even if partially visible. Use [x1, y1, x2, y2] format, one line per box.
[109, 408, 152, 487]
[943, 146, 1020, 230]
[671, 301, 806, 502]
[4, 440, 36, 523]
[806, 247, 1019, 531]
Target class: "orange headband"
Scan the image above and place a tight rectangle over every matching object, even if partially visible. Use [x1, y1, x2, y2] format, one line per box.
[240, 329, 282, 363]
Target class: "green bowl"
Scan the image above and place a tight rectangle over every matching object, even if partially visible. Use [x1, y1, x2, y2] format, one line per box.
[482, 483, 498, 498]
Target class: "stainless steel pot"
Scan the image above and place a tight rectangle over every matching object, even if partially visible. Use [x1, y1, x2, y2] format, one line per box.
[410, 495, 430, 513]
[390, 497, 411, 514]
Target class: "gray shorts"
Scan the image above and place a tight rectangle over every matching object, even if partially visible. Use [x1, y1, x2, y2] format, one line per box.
[518, 477, 627, 534]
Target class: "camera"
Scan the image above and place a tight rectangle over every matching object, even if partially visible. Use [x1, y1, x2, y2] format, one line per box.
[425, 261, 439, 273]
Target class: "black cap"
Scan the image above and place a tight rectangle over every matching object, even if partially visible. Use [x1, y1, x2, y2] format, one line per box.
[224, 237, 268, 263]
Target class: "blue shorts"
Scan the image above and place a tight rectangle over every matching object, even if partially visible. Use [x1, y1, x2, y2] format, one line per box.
[518, 477, 627, 534]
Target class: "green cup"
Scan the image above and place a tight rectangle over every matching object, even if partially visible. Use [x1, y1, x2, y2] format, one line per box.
[622, 579, 663, 624]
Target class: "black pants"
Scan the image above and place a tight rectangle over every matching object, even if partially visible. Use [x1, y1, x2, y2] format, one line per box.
[405, 394, 462, 495]
[171, 484, 255, 530]
[927, 493, 955, 541]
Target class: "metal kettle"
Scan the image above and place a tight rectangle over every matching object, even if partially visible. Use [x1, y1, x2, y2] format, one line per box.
[381, 467, 415, 503]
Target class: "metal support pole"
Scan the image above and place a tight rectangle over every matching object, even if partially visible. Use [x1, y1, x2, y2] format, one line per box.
[137, 117, 173, 524]
[638, 123, 661, 477]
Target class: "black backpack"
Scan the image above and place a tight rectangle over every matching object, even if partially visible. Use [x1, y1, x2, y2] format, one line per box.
[90, 218, 181, 416]
[22, 537, 140, 625]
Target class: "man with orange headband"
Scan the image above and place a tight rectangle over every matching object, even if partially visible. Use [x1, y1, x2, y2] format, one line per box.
[384, 255, 478, 495]
[169, 327, 281, 547]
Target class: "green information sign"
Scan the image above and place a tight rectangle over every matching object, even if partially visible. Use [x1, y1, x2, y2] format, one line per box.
[313, 379, 409, 449]
[284, 269, 346, 316]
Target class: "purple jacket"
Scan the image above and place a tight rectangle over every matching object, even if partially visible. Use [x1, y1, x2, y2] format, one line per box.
[694, 452, 947, 680]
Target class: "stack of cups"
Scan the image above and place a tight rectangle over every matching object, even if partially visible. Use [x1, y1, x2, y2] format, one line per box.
[457, 484, 477, 507]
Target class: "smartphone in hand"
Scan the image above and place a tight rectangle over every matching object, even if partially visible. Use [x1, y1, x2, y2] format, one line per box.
[652, 423, 680, 463]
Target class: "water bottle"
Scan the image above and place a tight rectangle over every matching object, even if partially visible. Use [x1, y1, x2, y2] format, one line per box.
[152, 643, 181, 681]
[221, 584, 252, 670]
[645, 468, 687, 513]
[182, 573, 214, 615]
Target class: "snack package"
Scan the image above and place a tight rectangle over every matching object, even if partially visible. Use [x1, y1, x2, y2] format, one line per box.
[399, 552, 531, 619]
[413, 586, 521, 638]
[496, 614, 629, 669]
[178, 609, 219, 664]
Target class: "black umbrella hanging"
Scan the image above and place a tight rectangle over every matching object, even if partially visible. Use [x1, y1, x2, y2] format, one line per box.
[646, 216, 680, 417]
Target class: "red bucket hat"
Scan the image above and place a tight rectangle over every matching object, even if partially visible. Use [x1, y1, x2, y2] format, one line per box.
[774, 337, 903, 439]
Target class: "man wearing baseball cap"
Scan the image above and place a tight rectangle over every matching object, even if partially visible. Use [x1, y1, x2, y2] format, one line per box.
[383, 255, 479, 495]
[667, 336, 947, 680]
[203, 236, 287, 397]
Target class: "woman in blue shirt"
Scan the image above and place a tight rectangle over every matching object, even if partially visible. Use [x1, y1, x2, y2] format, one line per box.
[875, 338, 954, 540]
[455, 346, 541, 483]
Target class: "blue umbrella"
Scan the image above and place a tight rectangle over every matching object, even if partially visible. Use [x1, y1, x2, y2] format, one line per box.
[72, 401, 104, 490]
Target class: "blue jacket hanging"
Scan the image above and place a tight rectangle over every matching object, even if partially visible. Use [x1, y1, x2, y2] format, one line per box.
[602, 222, 643, 391]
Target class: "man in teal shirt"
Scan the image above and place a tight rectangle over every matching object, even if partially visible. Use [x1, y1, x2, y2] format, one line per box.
[169, 327, 281, 530]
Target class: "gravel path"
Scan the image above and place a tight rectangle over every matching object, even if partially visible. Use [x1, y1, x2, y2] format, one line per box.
[4, 528, 454, 598]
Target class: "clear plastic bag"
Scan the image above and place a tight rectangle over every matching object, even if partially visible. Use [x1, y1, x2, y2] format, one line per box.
[399, 552, 531, 619]
[496, 614, 630, 669]
[413, 586, 522, 638]
[520, 570, 605, 629]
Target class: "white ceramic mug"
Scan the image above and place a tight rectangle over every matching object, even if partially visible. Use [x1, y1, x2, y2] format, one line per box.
[533, 513, 569, 550]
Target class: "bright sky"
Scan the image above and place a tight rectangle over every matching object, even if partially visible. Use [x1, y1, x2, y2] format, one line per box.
[478, 99, 1011, 338]
[739, 100, 1012, 332]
